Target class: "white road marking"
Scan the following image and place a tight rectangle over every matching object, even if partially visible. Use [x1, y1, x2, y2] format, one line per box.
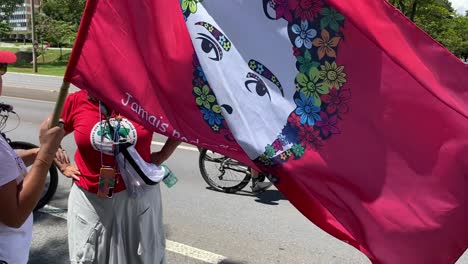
[152, 141, 199, 152]
[39, 205, 226, 263]
[166, 240, 226, 263]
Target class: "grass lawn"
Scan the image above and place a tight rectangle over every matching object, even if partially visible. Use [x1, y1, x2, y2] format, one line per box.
[0, 47, 70, 77]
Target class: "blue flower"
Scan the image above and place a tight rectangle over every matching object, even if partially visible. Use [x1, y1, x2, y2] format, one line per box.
[201, 108, 223, 126]
[255, 64, 264, 75]
[294, 92, 321, 126]
[196, 65, 207, 82]
[291, 20, 317, 49]
[218, 35, 226, 45]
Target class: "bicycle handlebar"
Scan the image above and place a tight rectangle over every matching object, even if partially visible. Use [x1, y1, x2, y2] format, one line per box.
[0, 102, 14, 113]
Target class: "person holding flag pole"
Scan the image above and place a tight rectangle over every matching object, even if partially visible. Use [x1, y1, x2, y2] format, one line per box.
[0, 51, 65, 264]
[52, 87, 181, 264]
[48, 29, 180, 263]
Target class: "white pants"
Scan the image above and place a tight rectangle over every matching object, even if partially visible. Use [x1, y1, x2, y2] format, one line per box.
[67, 184, 165, 264]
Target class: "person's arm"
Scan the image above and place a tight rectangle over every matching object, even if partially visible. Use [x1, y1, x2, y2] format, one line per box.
[0, 119, 64, 228]
[18, 147, 40, 167]
[150, 138, 181, 166]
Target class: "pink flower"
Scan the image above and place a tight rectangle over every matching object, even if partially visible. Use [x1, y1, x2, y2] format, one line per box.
[298, 125, 323, 150]
[288, 113, 302, 127]
[274, 0, 293, 22]
[272, 139, 283, 152]
[293, 47, 300, 56]
[289, 0, 323, 22]
[316, 112, 340, 137]
[321, 87, 350, 115]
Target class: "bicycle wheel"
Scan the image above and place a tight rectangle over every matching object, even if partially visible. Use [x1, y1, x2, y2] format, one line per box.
[10, 141, 59, 211]
[199, 148, 251, 193]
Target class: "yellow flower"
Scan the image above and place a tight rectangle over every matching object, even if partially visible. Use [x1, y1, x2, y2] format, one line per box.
[318, 61, 346, 89]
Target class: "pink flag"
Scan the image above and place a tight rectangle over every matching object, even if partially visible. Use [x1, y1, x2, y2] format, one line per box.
[65, 0, 468, 262]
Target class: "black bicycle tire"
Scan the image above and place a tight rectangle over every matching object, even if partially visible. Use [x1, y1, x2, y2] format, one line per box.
[198, 148, 251, 193]
[10, 141, 59, 211]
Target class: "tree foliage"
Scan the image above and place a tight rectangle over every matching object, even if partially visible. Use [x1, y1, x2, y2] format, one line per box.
[0, 0, 23, 22]
[34, 0, 86, 53]
[388, 0, 468, 60]
[36, 13, 75, 58]
[0, 21, 12, 38]
[41, 0, 86, 27]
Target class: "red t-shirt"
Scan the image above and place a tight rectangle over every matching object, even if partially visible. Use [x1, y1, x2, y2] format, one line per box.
[61, 90, 153, 193]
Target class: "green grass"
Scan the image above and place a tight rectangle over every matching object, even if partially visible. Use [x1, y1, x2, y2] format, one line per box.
[0, 47, 70, 77]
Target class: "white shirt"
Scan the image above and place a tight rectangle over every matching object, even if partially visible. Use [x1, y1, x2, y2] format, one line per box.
[0, 136, 32, 264]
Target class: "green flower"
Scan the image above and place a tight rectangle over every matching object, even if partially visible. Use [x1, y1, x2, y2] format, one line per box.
[296, 50, 320, 74]
[259, 154, 272, 165]
[292, 144, 305, 158]
[223, 41, 231, 51]
[212, 104, 222, 114]
[318, 61, 346, 89]
[181, 0, 199, 13]
[194, 85, 216, 109]
[296, 67, 329, 106]
[212, 124, 219, 131]
[320, 8, 345, 32]
[249, 60, 257, 70]
[265, 145, 276, 158]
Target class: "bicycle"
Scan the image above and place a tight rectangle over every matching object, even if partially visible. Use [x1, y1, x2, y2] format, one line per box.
[0, 102, 59, 211]
[198, 148, 267, 193]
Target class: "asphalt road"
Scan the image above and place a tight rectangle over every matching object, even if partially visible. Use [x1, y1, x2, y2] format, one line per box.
[1, 72, 467, 264]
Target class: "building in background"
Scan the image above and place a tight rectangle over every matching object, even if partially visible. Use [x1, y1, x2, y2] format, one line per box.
[5, 0, 41, 41]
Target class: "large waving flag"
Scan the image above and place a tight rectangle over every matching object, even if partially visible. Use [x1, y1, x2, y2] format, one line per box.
[64, 0, 468, 262]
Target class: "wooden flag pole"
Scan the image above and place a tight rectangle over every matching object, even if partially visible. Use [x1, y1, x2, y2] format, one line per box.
[50, 81, 70, 126]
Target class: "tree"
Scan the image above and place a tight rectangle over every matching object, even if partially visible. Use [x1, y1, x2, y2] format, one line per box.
[41, 19, 76, 59]
[0, 0, 23, 22]
[0, 21, 12, 38]
[388, 0, 468, 59]
[388, 0, 453, 21]
[41, 0, 86, 27]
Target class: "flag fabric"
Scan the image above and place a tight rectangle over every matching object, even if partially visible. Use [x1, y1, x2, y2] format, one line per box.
[64, 0, 468, 263]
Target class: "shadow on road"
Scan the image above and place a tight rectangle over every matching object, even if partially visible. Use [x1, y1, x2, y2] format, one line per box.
[254, 190, 287, 205]
[204, 187, 286, 206]
[219, 259, 247, 264]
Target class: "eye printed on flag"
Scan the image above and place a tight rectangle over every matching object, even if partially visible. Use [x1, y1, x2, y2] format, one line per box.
[183, 0, 348, 164]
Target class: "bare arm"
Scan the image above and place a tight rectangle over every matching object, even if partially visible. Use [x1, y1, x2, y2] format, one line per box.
[150, 138, 181, 166]
[18, 147, 40, 167]
[0, 119, 64, 228]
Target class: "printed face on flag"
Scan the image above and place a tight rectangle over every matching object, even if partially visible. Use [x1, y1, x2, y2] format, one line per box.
[185, 1, 298, 159]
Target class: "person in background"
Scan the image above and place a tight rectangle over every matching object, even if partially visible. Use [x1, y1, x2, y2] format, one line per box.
[55, 89, 180, 264]
[0, 50, 65, 264]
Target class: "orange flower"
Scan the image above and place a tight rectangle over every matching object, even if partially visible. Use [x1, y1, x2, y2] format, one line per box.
[312, 29, 341, 60]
